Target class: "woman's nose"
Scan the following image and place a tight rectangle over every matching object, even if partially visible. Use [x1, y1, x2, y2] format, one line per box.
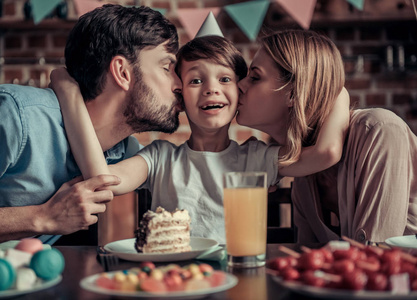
[238, 78, 247, 93]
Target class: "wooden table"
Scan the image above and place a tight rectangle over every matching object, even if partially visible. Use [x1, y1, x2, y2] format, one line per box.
[21, 244, 315, 300]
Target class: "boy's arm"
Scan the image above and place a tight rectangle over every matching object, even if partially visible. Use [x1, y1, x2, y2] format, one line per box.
[50, 68, 108, 179]
[278, 87, 350, 177]
[49, 68, 147, 195]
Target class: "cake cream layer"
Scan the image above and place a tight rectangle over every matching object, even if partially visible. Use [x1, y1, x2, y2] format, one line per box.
[135, 207, 191, 254]
[140, 244, 192, 253]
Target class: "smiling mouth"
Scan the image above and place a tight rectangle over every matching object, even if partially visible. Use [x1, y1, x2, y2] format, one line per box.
[201, 104, 226, 111]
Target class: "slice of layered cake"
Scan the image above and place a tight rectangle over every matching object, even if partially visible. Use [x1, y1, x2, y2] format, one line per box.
[135, 207, 192, 253]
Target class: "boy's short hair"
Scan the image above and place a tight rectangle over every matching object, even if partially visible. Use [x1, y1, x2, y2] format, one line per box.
[175, 36, 248, 81]
[65, 4, 178, 101]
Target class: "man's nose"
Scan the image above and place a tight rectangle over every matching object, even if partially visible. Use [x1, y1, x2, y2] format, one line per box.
[172, 71, 182, 93]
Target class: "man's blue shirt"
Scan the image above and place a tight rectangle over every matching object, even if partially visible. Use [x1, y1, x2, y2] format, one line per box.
[0, 84, 139, 207]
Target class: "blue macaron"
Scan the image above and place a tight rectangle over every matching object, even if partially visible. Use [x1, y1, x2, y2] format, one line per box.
[30, 248, 65, 280]
[0, 258, 16, 290]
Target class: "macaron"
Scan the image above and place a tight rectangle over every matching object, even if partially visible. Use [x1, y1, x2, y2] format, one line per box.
[15, 238, 43, 254]
[30, 248, 65, 280]
[0, 258, 16, 290]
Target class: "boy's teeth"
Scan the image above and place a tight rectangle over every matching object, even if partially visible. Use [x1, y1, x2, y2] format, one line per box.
[201, 104, 225, 110]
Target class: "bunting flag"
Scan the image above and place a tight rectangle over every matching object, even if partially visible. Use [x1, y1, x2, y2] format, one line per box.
[274, 0, 317, 30]
[73, 0, 104, 17]
[224, 0, 270, 41]
[177, 8, 221, 40]
[346, 0, 365, 10]
[31, 0, 61, 24]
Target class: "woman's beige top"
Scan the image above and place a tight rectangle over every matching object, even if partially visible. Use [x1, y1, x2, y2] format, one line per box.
[292, 108, 417, 244]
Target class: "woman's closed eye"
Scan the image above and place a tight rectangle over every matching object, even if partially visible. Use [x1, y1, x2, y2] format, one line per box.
[247, 71, 260, 82]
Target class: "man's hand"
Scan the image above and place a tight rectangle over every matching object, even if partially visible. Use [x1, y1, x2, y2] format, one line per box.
[38, 175, 121, 235]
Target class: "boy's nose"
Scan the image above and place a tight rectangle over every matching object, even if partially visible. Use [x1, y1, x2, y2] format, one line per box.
[204, 87, 219, 95]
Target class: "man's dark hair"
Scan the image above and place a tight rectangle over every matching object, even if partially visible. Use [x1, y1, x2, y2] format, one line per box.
[175, 35, 248, 81]
[65, 4, 178, 101]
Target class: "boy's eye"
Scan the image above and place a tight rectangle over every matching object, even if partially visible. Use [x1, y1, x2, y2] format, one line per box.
[190, 79, 202, 84]
[220, 77, 232, 83]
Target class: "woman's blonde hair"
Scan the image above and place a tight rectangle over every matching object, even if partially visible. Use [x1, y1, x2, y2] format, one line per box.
[261, 30, 345, 164]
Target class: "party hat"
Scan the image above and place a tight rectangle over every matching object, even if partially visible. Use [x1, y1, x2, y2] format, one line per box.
[195, 11, 224, 38]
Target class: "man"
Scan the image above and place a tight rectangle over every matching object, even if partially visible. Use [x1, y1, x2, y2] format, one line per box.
[0, 4, 181, 243]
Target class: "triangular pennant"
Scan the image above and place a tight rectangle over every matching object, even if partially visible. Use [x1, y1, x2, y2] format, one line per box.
[224, 0, 269, 42]
[73, 0, 104, 17]
[177, 8, 220, 40]
[195, 11, 224, 38]
[31, 0, 61, 24]
[346, 0, 365, 10]
[274, 0, 316, 30]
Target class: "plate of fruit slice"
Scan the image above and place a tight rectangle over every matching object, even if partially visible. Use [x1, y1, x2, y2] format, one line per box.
[385, 235, 417, 250]
[267, 237, 417, 299]
[80, 262, 238, 299]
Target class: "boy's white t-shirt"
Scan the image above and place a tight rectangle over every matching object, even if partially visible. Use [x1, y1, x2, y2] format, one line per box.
[138, 139, 280, 244]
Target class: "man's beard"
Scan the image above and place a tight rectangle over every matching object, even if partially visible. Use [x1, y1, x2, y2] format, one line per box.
[124, 68, 180, 134]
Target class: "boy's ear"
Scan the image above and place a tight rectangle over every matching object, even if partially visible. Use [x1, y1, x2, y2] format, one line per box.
[109, 55, 131, 91]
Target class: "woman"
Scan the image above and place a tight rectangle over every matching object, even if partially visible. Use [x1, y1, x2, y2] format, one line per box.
[237, 29, 417, 244]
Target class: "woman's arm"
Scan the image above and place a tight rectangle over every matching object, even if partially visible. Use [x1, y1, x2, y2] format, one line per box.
[49, 68, 148, 194]
[278, 87, 350, 177]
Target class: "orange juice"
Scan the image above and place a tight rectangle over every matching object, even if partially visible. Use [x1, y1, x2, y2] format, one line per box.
[223, 187, 267, 256]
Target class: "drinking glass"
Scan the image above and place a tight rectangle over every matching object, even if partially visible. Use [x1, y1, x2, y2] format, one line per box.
[223, 172, 267, 268]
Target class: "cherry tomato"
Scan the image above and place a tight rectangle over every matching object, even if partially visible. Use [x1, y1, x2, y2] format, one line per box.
[301, 270, 326, 287]
[366, 272, 388, 291]
[332, 259, 355, 274]
[270, 257, 289, 271]
[342, 269, 367, 291]
[281, 268, 300, 281]
[298, 250, 325, 270]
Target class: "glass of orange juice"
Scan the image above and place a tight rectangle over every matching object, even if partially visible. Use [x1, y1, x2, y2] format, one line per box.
[223, 172, 267, 268]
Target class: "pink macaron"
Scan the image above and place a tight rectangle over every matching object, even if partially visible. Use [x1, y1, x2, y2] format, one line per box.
[15, 238, 43, 254]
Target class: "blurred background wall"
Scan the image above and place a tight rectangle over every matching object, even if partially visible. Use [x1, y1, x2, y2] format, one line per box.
[1, 0, 416, 146]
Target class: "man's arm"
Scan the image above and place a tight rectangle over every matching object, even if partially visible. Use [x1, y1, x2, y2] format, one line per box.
[278, 88, 350, 177]
[0, 175, 120, 243]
